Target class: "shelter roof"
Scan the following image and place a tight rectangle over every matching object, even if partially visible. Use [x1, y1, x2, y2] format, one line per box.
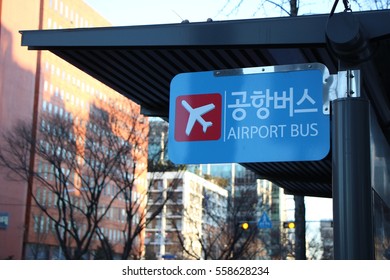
[21, 10, 390, 197]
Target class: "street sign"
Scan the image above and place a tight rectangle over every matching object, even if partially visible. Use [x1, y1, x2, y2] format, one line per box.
[258, 212, 273, 229]
[168, 63, 330, 164]
[0, 212, 9, 229]
[161, 254, 176, 260]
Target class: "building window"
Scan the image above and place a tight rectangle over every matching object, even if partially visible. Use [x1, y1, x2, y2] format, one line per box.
[40, 119, 45, 132]
[33, 216, 39, 233]
[40, 217, 45, 233]
[46, 216, 50, 233]
[35, 188, 41, 204]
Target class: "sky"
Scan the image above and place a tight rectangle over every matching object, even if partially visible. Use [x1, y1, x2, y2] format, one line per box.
[83, 0, 343, 26]
[83, 0, 334, 221]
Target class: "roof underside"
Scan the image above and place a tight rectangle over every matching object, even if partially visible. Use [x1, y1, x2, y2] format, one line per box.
[21, 10, 390, 198]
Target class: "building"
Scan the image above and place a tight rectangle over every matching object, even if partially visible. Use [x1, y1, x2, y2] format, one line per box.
[0, 0, 40, 260]
[147, 119, 292, 259]
[193, 163, 296, 259]
[0, 0, 148, 259]
[256, 179, 289, 259]
[145, 171, 228, 260]
[148, 119, 169, 165]
[320, 220, 334, 260]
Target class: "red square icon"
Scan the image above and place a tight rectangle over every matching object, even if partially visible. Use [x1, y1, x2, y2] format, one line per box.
[174, 93, 222, 142]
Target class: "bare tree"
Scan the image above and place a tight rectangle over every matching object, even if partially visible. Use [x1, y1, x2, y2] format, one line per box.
[169, 186, 262, 260]
[350, 0, 390, 10]
[0, 114, 95, 259]
[0, 98, 169, 259]
[28, 209, 50, 259]
[219, 0, 390, 20]
[108, 117, 176, 260]
[280, 222, 327, 260]
[217, 0, 301, 17]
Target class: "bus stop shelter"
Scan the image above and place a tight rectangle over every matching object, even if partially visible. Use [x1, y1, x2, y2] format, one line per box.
[21, 9, 390, 259]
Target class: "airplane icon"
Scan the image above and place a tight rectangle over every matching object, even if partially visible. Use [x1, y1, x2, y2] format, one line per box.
[181, 100, 215, 136]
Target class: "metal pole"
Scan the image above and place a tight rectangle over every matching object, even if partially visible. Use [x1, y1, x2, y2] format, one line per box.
[332, 97, 374, 259]
[326, 11, 375, 259]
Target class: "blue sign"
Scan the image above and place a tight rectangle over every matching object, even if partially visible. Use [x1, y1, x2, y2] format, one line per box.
[258, 212, 272, 229]
[162, 254, 176, 260]
[168, 63, 330, 164]
[0, 212, 9, 229]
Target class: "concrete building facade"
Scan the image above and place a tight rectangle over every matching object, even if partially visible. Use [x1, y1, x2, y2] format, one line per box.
[147, 119, 294, 259]
[145, 171, 228, 260]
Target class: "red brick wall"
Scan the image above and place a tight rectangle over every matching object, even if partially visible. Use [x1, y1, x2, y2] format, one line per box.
[1, 0, 148, 259]
[0, 0, 40, 260]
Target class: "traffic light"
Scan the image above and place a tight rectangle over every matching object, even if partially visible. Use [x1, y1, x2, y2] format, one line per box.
[241, 222, 250, 230]
[283, 221, 295, 229]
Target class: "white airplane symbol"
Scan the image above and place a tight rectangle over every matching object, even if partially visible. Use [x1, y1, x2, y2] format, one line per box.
[181, 100, 215, 136]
